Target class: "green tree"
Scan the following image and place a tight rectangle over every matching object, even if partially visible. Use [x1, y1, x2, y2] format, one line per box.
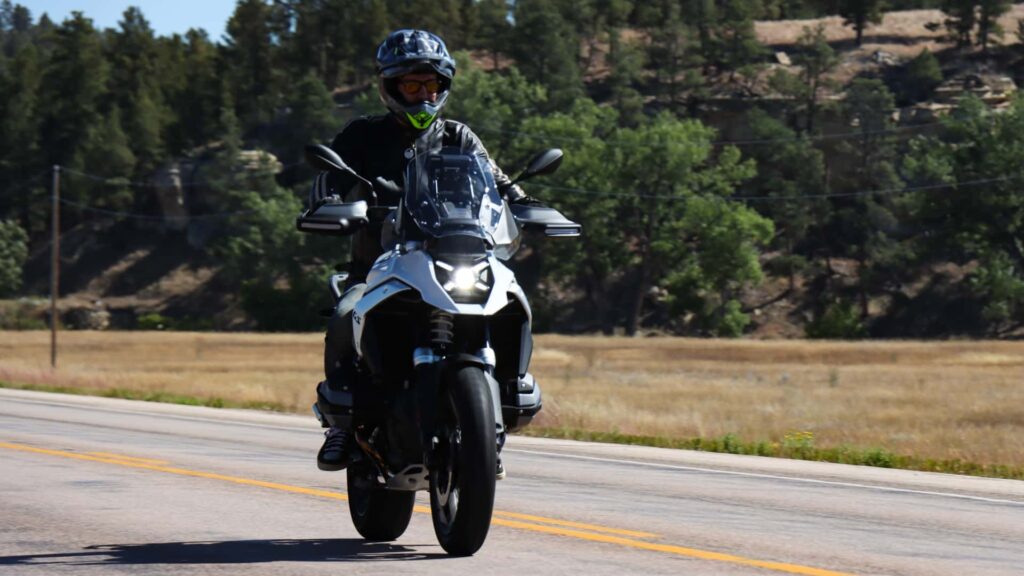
[38, 12, 108, 169]
[837, 0, 885, 46]
[769, 24, 838, 134]
[716, 0, 766, 78]
[637, 0, 703, 107]
[903, 95, 1024, 332]
[976, 0, 1011, 52]
[942, 0, 976, 48]
[506, 99, 626, 332]
[444, 56, 547, 158]
[476, 0, 512, 69]
[901, 48, 943, 103]
[510, 0, 583, 110]
[834, 79, 905, 319]
[222, 0, 279, 128]
[742, 108, 827, 291]
[275, 72, 337, 164]
[0, 218, 27, 296]
[108, 7, 169, 176]
[79, 108, 136, 212]
[606, 28, 646, 126]
[0, 42, 42, 228]
[166, 29, 222, 152]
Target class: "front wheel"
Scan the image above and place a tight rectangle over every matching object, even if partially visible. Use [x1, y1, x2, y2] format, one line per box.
[429, 365, 497, 556]
[347, 462, 416, 541]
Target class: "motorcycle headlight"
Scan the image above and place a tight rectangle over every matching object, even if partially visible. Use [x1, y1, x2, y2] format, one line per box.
[435, 260, 491, 299]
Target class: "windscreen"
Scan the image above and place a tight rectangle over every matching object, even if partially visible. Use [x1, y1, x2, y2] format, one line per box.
[405, 148, 518, 253]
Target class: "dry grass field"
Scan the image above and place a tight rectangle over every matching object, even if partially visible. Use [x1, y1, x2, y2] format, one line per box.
[2, 331, 1022, 471]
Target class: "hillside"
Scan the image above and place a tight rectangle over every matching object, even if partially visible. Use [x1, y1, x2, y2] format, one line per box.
[5, 2, 1024, 337]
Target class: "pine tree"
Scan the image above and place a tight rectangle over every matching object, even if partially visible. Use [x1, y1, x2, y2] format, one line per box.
[38, 12, 108, 171]
[0, 43, 41, 228]
[639, 0, 702, 106]
[743, 108, 826, 291]
[942, 0, 976, 48]
[769, 24, 837, 134]
[108, 7, 168, 176]
[476, 0, 511, 69]
[835, 79, 904, 319]
[510, 0, 583, 111]
[837, 0, 885, 46]
[80, 107, 137, 211]
[223, 0, 279, 128]
[976, 0, 1011, 52]
[716, 0, 766, 78]
[164, 29, 222, 152]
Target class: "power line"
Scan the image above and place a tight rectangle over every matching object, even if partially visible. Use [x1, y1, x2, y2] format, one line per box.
[59, 162, 306, 189]
[532, 174, 1024, 202]
[56, 197, 263, 221]
[474, 120, 945, 149]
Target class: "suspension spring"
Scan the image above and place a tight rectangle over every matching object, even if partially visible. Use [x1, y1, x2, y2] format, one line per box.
[429, 309, 454, 349]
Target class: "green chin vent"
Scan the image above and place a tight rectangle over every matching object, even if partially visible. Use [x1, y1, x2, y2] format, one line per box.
[406, 110, 438, 130]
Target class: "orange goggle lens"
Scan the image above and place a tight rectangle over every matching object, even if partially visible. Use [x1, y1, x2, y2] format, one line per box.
[398, 79, 441, 95]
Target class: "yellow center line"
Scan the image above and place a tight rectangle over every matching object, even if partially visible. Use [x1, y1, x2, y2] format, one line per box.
[1, 441, 855, 576]
[85, 452, 169, 465]
[491, 510, 659, 539]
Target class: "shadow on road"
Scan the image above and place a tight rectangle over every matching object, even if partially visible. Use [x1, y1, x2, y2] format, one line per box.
[0, 538, 447, 565]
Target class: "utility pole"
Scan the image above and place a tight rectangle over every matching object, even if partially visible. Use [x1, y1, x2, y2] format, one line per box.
[50, 165, 60, 369]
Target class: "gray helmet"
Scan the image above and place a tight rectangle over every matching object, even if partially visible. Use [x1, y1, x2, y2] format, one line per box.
[375, 29, 457, 131]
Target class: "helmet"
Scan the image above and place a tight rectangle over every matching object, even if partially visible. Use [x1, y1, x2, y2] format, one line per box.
[375, 29, 457, 131]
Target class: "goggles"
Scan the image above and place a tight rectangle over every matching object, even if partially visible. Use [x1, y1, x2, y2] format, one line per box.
[397, 78, 441, 95]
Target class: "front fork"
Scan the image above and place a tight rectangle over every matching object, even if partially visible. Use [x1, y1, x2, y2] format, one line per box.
[412, 344, 505, 464]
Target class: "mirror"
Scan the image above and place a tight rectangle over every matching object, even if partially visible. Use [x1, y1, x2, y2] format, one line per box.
[512, 148, 563, 185]
[305, 144, 350, 173]
[304, 143, 376, 191]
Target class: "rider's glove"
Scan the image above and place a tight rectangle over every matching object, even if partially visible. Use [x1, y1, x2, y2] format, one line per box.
[373, 177, 402, 197]
[309, 172, 338, 209]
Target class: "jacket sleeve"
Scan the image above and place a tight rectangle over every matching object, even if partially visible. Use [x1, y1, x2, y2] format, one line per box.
[459, 125, 527, 202]
[306, 118, 368, 209]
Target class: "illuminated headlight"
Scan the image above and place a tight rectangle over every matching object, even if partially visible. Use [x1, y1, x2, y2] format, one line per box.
[436, 260, 490, 293]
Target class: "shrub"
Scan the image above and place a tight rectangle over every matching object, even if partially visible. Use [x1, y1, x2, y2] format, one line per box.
[0, 220, 28, 297]
[806, 300, 867, 339]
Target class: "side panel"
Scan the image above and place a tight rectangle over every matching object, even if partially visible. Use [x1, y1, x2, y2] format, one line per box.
[352, 280, 412, 358]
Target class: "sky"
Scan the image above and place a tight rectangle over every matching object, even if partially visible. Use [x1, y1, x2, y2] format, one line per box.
[25, 0, 237, 39]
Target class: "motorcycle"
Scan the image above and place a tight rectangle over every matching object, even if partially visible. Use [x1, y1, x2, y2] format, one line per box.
[296, 143, 580, 555]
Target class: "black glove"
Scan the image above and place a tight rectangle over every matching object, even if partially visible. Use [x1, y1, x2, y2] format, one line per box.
[373, 177, 402, 196]
[511, 194, 547, 208]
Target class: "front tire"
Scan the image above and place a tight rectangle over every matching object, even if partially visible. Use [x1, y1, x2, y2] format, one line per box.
[347, 462, 415, 541]
[430, 365, 497, 556]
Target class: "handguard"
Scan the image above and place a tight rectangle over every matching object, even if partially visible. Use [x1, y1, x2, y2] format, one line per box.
[509, 203, 581, 237]
[296, 200, 369, 236]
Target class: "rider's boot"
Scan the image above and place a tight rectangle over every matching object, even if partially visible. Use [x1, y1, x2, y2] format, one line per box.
[318, 426, 353, 471]
[314, 377, 355, 471]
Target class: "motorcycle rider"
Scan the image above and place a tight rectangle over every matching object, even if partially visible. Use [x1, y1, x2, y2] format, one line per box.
[310, 29, 538, 476]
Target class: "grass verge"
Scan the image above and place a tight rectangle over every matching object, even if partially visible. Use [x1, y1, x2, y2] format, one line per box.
[524, 427, 1024, 481]
[4, 378, 1021, 481]
[0, 380, 287, 412]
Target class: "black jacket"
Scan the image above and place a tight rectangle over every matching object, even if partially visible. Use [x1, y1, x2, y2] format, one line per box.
[322, 114, 523, 281]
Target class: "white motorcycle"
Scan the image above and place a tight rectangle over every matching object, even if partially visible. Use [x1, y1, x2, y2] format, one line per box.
[297, 144, 579, 555]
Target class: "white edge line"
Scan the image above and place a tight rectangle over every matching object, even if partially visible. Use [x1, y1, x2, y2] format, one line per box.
[506, 448, 1024, 507]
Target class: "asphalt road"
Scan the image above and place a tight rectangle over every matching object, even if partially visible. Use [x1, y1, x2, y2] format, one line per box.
[2, 387, 1023, 575]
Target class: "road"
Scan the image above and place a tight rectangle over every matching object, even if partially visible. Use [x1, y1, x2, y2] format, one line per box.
[1, 387, 1023, 575]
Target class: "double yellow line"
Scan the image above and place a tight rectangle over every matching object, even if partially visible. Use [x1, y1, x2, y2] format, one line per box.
[0, 441, 853, 576]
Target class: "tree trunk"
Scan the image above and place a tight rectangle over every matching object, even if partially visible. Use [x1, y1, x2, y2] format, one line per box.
[625, 263, 650, 336]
